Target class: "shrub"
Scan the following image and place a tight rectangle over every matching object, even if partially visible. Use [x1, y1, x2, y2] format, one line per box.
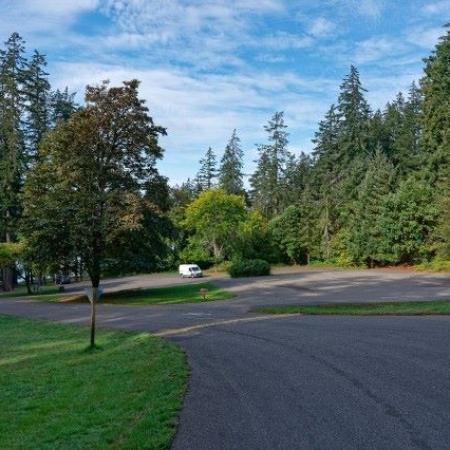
[228, 259, 270, 278]
[192, 259, 215, 270]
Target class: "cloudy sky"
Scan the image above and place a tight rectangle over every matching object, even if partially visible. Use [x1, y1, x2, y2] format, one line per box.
[0, 0, 448, 184]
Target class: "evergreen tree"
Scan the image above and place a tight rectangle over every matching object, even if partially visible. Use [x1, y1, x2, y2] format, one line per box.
[50, 87, 78, 125]
[421, 23, 450, 186]
[0, 33, 27, 290]
[383, 92, 405, 161]
[312, 104, 340, 186]
[196, 146, 217, 190]
[337, 65, 371, 167]
[282, 152, 312, 207]
[219, 129, 244, 194]
[391, 83, 422, 177]
[23, 50, 50, 157]
[380, 177, 437, 263]
[368, 109, 388, 153]
[250, 111, 289, 217]
[249, 145, 272, 216]
[349, 148, 395, 266]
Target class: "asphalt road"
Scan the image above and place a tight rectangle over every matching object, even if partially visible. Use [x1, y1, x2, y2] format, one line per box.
[1, 268, 450, 449]
[171, 315, 450, 450]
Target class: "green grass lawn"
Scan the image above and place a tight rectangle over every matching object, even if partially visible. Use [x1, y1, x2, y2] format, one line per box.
[1, 282, 233, 305]
[0, 315, 188, 450]
[0, 284, 60, 298]
[66, 282, 234, 305]
[256, 299, 450, 315]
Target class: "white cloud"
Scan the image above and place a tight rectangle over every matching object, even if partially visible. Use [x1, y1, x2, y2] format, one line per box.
[0, 0, 98, 35]
[259, 32, 314, 50]
[328, 0, 384, 18]
[353, 37, 405, 64]
[308, 17, 335, 38]
[51, 61, 335, 183]
[422, 1, 450, 15]
[407, 26, 445, 49]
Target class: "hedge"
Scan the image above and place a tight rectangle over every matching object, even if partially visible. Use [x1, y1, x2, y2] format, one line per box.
[228, 259, 270, 278]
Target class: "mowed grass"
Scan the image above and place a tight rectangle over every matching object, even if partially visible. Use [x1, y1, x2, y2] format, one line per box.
[0, 315, 189, 450]
[67, 282, 234, 305]
[0, 284, 60, 298]
[256, 299, 450, 315]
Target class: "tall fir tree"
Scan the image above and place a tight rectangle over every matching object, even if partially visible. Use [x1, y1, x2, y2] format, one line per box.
[392, 83, 423, 177]
[282, 151, 312, 207]
[337, 65, 371, 167]
[219, 129, 244, 195]
[196, 146, 217, 190]
[23, 50, 50, 158]
[0, 32, 27, 289]
[249, 145, 272, 216]
[250, 111, 289, 217]
[50, 87, 78, 125]
[349, 147, 395, 266]
[421, 23, 450, 186]
[312, 104, 340, 187]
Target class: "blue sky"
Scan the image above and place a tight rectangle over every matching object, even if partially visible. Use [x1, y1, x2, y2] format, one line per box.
[1, 0, 448, 184]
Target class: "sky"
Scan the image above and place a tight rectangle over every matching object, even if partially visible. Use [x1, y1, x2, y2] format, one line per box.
[0, 0, 448, 184]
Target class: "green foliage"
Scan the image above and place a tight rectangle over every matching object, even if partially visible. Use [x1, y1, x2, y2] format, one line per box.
[196, 146, 217, 191]
[23, 50, 50, 153]
[380, 177, 437, 263]
[270, 206, 306, 264]
[417, 257, 450, 272]
[348, 149, 395, 266]
[0, 33, 27, 243]
[0, 242, 23, 268]
[183, 189, 246, 260]
[434, 195, 450, 260]
[421, 24, 450, 186]
[219, 129, 244, 194]
[22, 80, 167, 288]
[250, 111, 290, 217]
[236, 210, 275, 261]
[228, 259, 270, 278]
[270, 193, 319, 264]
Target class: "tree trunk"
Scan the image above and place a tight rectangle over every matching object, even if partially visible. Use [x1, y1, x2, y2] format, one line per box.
[90, 286, 97, 348]
[212, 240, 223, 261]
[89, 269, 101, 348]
[2, 268, 14, 292]
[25, 270, 32, 295]
[2, 212, 14, 291]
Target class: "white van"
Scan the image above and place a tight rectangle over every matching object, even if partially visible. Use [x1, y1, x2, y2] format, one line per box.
[179, 264, 203, 278]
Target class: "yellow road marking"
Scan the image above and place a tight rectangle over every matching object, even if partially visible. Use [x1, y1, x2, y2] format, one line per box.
[153, 314, 297, 337]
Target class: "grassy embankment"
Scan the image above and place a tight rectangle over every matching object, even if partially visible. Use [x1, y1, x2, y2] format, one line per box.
[0, 315, 189, 450]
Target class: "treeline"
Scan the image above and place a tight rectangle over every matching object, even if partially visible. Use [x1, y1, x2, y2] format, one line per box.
[0, 33, 79, 289]
[0, 26, 449, 293]
[171, 25, 450, 269]
[0, 33, 171, 292]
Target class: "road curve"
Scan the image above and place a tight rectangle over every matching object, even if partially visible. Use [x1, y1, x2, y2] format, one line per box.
[1, 269, 450, 449]
[171, 315, 450, 450]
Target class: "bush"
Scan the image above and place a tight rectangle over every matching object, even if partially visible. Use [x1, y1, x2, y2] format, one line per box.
[228, 259, 270, 278]
[416, 257, 450, 272]
[192, 259, 215, 270]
